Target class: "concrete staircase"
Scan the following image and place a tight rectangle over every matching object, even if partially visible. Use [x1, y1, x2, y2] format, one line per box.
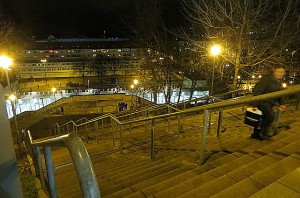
[48, 106, 300, 197]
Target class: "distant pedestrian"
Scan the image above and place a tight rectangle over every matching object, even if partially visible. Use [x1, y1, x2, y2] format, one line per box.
[118, 103, 122, 111]
[60, 106, 64, 115]
[251, 65, 286, 140]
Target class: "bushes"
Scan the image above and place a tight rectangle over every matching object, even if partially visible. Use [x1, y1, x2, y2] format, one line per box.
[20, 173, 38, 198]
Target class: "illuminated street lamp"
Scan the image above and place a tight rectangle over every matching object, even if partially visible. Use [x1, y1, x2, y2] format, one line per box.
[0, 55, 22, 156]
[210, 45, 222, 95]
[0, 55, 13, 91]
[52, 87, 57, 102]
[9, 94, 16, 101]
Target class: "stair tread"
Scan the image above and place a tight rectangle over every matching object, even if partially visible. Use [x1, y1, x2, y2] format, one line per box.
[250, 156, 300, 187]
[249, 182, 300, 198]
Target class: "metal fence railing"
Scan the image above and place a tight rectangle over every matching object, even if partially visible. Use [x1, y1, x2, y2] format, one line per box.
[23, 130, 101, 198]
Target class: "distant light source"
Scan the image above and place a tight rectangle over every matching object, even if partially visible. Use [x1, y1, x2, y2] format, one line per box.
[130, 84, 134, 89]
[249, 85, 253, 91]
[210, 45, 221, 56]
[133, 79, 138, 85]
[9, 94, 16, 101]
[0, 55, 13, 69]
[252, 75, 255, 79]
[51, 87, 56, 92]
[282, 83, 287, 88]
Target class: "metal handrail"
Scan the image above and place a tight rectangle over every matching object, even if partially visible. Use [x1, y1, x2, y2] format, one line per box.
[24, 130, 101, 198]
[52, 91, 228, 135]
[50, 85, 300, 164]
[52, 103, 175, 134]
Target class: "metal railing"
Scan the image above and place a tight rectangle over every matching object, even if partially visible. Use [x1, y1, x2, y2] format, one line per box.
[49, 90, 254, 157]
[86, 84, 299, 163]
[24, 130, 101, 198]
[50, 103, 179, 136]
[23, 85, 300, 197]
[46, 85, 300, 164]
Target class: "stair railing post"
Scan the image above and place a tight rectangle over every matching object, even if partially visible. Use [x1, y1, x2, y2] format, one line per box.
[97, 119, 101, 144]
[36, 146, 45, 188]
[145, 110, 149, 133]
[177, 115, 182, 135]
[112, 118, 116, 146]
[200, 109, 209, 165]
[217, 108, 224, 137]
[119, 124, 124, 153]
[168, 106, 171, 132]
[44, 146, 57, 198]
[151, 118, 156, 159]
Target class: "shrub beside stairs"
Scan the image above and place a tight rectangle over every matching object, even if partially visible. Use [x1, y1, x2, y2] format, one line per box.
[50, 106, 300, 197]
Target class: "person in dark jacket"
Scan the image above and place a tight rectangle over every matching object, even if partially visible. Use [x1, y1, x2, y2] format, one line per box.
[251, 66, 286, 140]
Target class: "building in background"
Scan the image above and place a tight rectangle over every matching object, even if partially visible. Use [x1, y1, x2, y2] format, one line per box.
[11, 36, 144, 89]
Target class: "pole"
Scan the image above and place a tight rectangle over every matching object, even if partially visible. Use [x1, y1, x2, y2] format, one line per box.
[135, 88, 138, 108]
[44, 63, 46, 85]
[6, 70, 22, 156]
[211, 57, 215, 95]
[131, 89, 134, 109]
[0, 84, 23, 197]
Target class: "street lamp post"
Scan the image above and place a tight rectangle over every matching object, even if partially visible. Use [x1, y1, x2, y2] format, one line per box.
[130, 84, 134, 109]
[210, 45, 222, 95]
[134, 79, 138, 107]
[0, 55, 22, 156]
[41, 59, 47, 86]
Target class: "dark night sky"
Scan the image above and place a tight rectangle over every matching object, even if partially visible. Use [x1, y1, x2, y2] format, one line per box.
[4, 0, 185, 40]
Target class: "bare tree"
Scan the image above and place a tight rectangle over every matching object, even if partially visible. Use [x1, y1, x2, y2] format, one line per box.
[89, 55, 108, 84]
[176, 45, 233, 98]
[0, 18, 13, 47]
[182, 0, 300, 93]
[132, 0, 180, 103]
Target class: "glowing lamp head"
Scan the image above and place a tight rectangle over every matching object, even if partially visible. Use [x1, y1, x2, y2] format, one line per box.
[9, 94, 16, 101]
[282, 83, 287, 88]
[210, 45, 221, 56]
[133, 79, 138, 85]
[51, 87, 57, 92]
[0, 55, 13, 69]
